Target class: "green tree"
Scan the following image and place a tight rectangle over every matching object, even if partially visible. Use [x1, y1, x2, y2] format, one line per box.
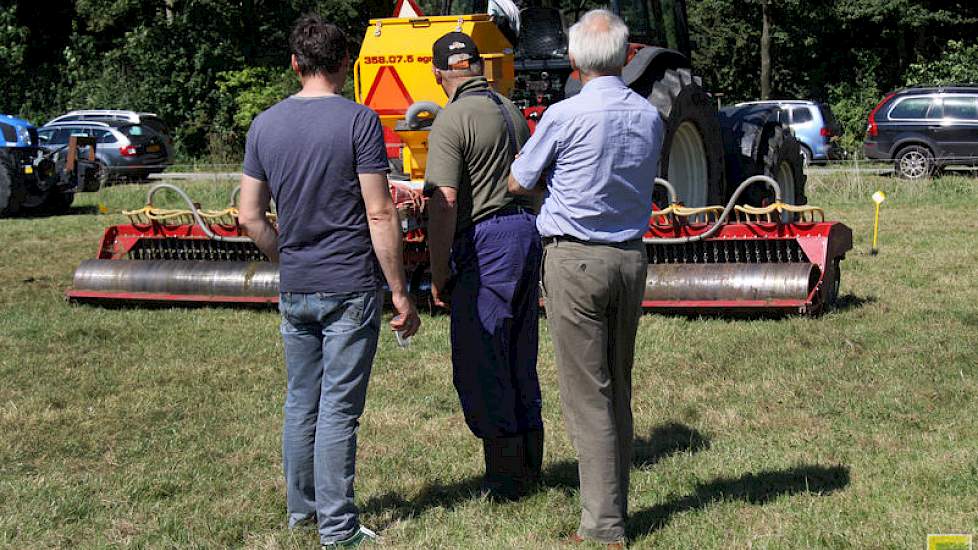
[904, 40, 978, 86]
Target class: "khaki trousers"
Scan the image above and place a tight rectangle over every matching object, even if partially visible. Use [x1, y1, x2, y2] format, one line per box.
[542, 238, 647, 543]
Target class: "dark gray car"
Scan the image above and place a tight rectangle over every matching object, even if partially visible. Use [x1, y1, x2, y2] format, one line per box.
[37, 121, 169, 189]
[864, 85, 978, 179]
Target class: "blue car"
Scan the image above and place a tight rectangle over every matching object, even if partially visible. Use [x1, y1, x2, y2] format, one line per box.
[735, 100, 842, 165]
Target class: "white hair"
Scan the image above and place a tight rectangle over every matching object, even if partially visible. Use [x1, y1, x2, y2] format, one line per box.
[568, 9, 629, 75]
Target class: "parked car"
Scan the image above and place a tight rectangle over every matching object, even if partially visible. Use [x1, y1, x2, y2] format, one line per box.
[37, 120, 169, 187]
[46, 110, 175, 165]
[735, 100, 842, 166]
[864, 85, 978, 179]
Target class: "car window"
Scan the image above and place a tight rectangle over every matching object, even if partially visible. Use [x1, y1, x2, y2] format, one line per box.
[37, 129, 54, 144]
[141, 118, 170, 135]
[46, 128, 71, 145]
[889, 97, 938, 119]
[943, 96, 978, 120]
[792, 108, 813, 124]
[818, 103, 838, 126]
[91, 129, 115, 143]
[121, 124, 147, 137]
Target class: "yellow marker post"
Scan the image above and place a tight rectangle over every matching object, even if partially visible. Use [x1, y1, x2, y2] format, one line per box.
[871, 190, 886, 255]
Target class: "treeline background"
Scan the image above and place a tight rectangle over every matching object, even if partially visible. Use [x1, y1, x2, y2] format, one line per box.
[2, 0, 976, 161]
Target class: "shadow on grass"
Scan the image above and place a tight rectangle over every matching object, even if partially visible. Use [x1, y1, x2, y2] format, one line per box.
[831, 293, 876, 312]
[362, 422, 710, 526]
[541, 423, 710, 492]
[628, 464, 850, 541]
[16, 204, 101, 218]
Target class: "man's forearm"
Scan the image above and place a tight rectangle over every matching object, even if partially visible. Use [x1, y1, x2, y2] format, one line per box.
[507, 173, 543, 196]
[367, 206, 409, 296]
[426, 191, 457, 284]
[242, 218, 280, 262]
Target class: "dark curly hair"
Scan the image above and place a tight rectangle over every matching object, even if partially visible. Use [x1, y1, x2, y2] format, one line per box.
[289, 13, 349, 77]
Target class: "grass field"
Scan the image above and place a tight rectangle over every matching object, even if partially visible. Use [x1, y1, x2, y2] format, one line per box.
[1, 172, 977, 549]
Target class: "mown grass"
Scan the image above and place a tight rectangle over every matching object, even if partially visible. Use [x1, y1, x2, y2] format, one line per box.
[1, 173, 977, 549]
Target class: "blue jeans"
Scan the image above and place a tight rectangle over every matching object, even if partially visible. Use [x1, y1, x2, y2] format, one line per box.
[279, 290, 381, 544]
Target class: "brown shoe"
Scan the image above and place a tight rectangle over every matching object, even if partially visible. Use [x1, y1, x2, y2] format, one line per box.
[565, 533, 625, 549]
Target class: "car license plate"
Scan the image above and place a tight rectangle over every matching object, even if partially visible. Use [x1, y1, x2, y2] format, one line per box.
[147, 144, 161, 153]
[23, 166, 33, 174]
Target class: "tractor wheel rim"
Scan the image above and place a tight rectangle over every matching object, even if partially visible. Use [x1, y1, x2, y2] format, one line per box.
[667, 121, 708, 207]
[901, 151, 926, 179]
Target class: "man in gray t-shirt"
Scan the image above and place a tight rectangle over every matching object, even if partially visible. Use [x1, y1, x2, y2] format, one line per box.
[238, 14, 419, 547]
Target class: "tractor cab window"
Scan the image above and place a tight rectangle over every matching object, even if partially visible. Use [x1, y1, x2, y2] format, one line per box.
[444, 0, 488, 15]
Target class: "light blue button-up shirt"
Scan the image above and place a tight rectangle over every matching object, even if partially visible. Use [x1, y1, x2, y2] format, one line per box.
[510, 76, 665, 242]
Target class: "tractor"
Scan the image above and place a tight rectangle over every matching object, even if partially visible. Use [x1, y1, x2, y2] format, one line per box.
[0, 114, 97, 216]
[368, 0, 806, 209]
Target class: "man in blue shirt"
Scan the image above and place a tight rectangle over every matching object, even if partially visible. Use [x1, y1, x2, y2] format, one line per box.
[509, 9, 665, 548]
[238, 14, 420, 548]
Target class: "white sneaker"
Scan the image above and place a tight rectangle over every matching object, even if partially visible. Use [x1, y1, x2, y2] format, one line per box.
[321, 525, 379, 548]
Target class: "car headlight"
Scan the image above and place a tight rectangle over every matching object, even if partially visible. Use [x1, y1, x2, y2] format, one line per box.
[17, 125, 31, 146]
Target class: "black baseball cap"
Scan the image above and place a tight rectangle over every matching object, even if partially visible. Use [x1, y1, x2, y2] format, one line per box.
[432, 32, 481, 70]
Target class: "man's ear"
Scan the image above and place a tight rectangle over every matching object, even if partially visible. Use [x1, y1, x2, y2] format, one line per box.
[290, 54, 301, 76]
[432, 67, 443, 85]
[568, 53, 579, 72]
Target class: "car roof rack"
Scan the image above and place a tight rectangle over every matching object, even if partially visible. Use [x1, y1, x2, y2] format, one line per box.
[42, 120, 117, 129]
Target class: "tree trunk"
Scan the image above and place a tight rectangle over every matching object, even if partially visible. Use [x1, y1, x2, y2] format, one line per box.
[760, 0, 771, 99]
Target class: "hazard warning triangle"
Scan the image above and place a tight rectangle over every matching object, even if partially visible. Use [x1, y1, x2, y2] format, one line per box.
[363, 65, 415, 116]
[394, 0, 423, 17]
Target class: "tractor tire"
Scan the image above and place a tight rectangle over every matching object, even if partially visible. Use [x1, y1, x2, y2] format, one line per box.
[89, 161, 110, 192]
[636, 67, 725, 207]
[0, 150, 26, 217]
[719, 106, 806, 207]
[43, 190, 75, 214]
[757, 125, 807, 206]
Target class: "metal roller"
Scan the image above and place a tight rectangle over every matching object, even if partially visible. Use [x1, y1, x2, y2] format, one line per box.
[72, 260, 279, 298]
[645, 263, 820, 302]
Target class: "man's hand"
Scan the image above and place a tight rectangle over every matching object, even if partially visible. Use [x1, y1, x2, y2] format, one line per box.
[430, 271, 451, 308]
[426, 186, 458, 309]
[389, 291, 421, 337]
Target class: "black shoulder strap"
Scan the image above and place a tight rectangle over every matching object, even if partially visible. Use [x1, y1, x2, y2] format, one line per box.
[456, 89, 519, 158]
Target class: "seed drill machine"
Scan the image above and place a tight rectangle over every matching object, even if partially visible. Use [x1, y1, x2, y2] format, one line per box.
[67, 1, 852, 314]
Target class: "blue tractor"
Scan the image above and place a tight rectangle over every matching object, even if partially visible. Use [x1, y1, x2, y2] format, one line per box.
[0, 114, 93, 216]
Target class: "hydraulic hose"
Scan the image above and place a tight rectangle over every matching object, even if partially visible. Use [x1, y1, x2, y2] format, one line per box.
[654, 177, 679, 205]
[645, 175, 783, 245]
[145, 183, 254, 243]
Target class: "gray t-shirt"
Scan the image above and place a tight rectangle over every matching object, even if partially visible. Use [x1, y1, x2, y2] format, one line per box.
[243, 95, 390, 293]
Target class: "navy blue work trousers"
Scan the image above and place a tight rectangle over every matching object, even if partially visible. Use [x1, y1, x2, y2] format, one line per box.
[449, 210, 544, 439]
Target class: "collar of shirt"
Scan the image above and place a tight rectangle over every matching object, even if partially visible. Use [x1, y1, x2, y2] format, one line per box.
[579, 75, 627, 95]
[450, 76, 491, 102]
